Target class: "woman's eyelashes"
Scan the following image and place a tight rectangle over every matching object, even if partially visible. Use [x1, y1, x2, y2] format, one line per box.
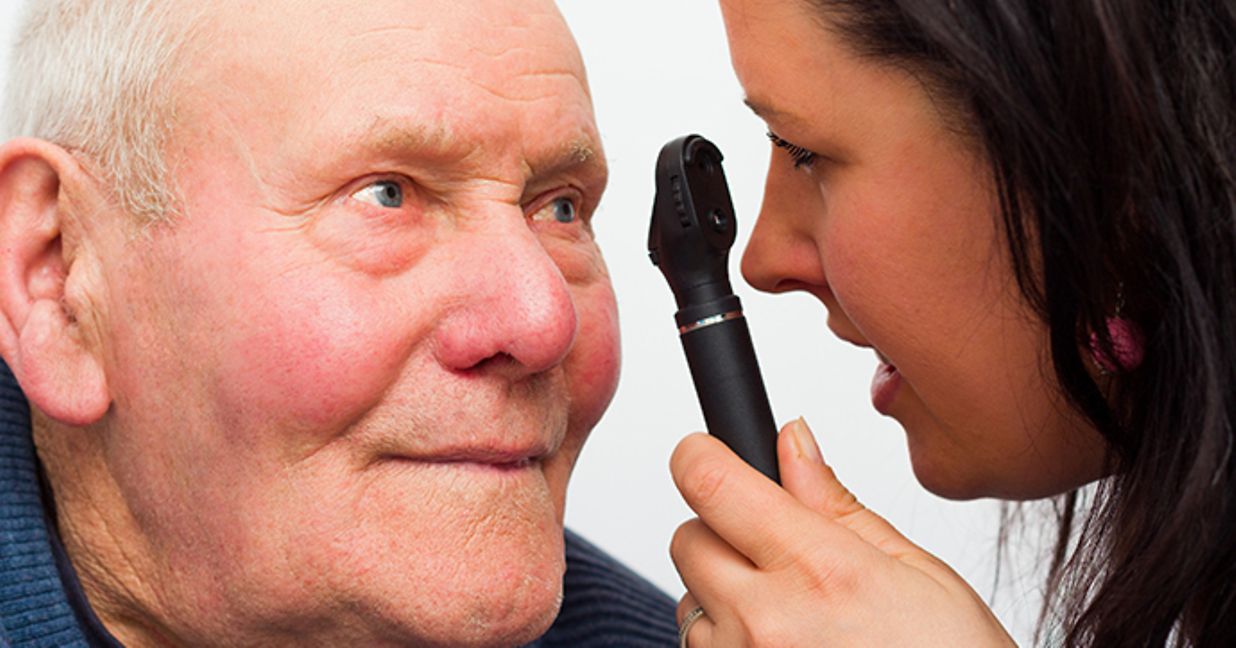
[767, 130, 818, 169]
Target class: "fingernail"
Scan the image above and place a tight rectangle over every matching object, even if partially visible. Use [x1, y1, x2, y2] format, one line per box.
[793, 417, 822, 463]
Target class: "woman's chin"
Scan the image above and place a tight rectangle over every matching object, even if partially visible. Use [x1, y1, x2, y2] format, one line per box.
[902, 431, 994, 501]
[909, 458, 988, 501]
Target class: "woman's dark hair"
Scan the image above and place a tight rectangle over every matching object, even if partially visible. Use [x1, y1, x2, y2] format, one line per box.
[805, 0, 1235, 645]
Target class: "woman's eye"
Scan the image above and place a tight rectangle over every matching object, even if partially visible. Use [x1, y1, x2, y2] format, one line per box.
[352, 180, 404, 208]
[533, 196, 579, 224]
[766, 130, 818, 170]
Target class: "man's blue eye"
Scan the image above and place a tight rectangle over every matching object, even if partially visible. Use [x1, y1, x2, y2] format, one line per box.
[552, 197, 576, 223]
[530, 196, 581, 226]
[353, 181, 404, 208]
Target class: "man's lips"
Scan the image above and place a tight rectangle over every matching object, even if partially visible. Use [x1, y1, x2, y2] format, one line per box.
[380, 443, 554, 469]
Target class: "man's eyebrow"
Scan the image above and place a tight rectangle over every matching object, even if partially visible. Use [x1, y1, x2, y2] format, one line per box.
[337, 119, 603, 180]
[357, 120, 461, 159]
[528, 137, 603, 179]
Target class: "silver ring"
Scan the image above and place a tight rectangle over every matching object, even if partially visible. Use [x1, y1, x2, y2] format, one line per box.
[678, 310, 744, 336]
[678, 606, 707, 648]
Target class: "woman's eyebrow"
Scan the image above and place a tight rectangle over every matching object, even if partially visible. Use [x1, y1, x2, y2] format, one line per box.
[743, 96, 805, 128]
[743, 96, 770, 117]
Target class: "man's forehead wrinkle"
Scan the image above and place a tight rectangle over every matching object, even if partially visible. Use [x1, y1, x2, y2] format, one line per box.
[467, 33, 587, 99]
[171, 93, 293, 220]
[351, 24, 429, 40]
[462, 77, 571, 108]
[499, 69, 590, 98]
[342, 52, 472, 81]
[458, 3, 563, 53]
[329, 52, 583, 113]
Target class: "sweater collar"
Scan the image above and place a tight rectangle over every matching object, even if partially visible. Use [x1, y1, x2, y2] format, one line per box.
[0, 361, 93, 646]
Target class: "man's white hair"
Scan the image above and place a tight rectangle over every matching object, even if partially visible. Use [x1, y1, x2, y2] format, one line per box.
[2, 0, 193, 220]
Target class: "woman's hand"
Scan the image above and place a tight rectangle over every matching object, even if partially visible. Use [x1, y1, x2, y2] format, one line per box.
[671, 419, 1016, 647]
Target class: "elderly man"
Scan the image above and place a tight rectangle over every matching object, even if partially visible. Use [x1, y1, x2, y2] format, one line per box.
[0, 0, 677, 646]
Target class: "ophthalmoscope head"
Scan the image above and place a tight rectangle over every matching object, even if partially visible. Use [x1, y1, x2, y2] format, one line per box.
[647, 135, 738, 311]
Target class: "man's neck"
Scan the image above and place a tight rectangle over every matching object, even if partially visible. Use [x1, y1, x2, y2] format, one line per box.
[34, 418, 179, 647]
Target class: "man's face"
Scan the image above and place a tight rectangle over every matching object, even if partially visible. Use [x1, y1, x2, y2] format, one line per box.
[90, 1, 617, 644]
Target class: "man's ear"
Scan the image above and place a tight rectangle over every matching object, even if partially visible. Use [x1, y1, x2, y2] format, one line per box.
[0, 138, 110, 426]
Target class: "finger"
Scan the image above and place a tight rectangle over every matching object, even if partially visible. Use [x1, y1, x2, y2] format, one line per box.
[777, 417, 863, 518]
[671, 432, 857, 568]
[673, 429, 924, 568]
[680, 606, 715, 648]
[670, 518, 752, 619]
[777, 418, 924, 559]
[676, 591, 700, 625]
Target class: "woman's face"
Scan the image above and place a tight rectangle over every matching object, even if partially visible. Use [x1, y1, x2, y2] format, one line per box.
[720, 0, 1106, 499]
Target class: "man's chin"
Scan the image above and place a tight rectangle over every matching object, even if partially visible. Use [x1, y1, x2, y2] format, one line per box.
[373, 530, 567, 648]
[231, 458, 575, 646]
[339, 461, 569, 645]
[269, 520, 568, 647]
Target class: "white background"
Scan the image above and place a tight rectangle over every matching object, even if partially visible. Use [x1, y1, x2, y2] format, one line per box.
[0, 0, 1043, 642]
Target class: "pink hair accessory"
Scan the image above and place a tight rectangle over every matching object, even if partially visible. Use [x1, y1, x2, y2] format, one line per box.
[1089, 316, 1145, 373]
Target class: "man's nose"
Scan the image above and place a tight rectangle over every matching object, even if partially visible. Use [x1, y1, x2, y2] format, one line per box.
[740, 160, 830, 296]
[432, 223, 578, 377]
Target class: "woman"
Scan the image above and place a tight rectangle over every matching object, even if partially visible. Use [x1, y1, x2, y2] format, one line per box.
[670, 0, 1234, 646]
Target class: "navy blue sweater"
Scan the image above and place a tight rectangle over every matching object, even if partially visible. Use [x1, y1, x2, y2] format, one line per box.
[0, 365, 677, 646]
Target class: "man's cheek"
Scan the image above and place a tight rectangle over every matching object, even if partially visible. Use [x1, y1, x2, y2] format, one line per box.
[538, 233, 609, 285]
[216, 281, 415, 435]
[564, 284, 620, 433]
[307, 204, 433, 277]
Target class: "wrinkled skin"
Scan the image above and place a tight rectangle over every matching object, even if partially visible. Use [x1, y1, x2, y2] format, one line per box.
[0, 1, 618, 645]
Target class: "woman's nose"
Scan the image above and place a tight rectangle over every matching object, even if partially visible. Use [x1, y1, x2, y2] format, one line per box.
[432, 222, 578, 378]
[740, 159, 829, 296]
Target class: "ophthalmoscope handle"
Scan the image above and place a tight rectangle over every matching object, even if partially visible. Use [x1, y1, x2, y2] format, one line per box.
[649, 135, 781, 484]
[677, 297, 780, 483]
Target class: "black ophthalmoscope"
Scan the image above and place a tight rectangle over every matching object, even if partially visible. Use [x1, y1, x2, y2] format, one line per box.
[648, 135, 780, 484]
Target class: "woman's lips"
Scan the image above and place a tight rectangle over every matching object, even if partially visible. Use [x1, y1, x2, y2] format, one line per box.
[871, 359, 902, 415]
[834, 335, 903, 415]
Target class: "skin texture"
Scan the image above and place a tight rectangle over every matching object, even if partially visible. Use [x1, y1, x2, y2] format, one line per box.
[727, 0, 1104, 500]
[0, 1, 618, 646]
[669, 0, 1110, 644]
[672, 423, 1015, 646]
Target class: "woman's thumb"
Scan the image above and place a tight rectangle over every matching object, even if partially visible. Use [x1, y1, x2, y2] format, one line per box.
[777, 418, 924, 559]
[778, 417, 864, 519]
